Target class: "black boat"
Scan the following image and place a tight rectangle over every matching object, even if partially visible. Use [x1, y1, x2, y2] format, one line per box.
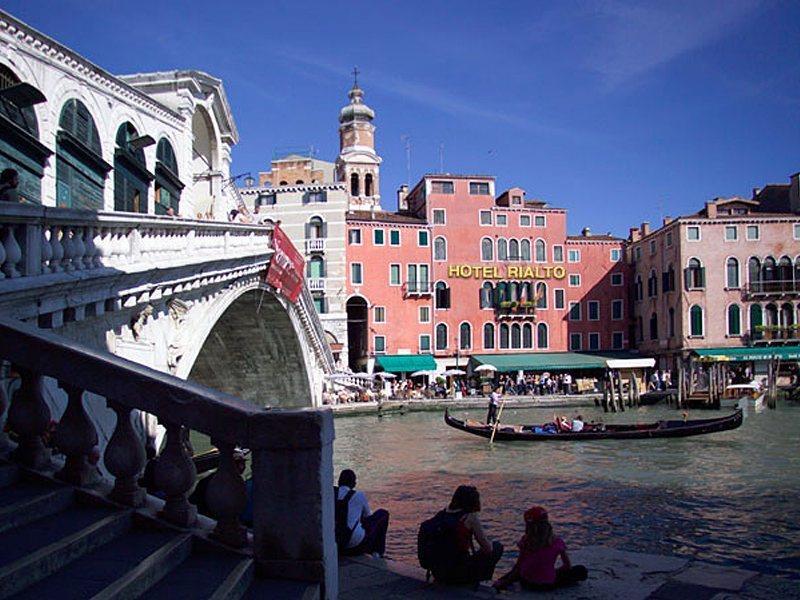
[444, 408, 743, 441]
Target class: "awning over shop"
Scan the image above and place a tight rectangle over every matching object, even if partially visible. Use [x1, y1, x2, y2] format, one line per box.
[606, 358, 656, 370]
[469, 352, 613, 373]
[693, 347, 800, 362]
[376, 354, 437, 373]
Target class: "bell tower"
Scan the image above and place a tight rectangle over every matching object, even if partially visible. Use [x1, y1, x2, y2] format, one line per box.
[336, 68, 382, 209]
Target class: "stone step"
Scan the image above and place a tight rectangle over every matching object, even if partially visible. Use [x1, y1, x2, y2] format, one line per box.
[0, 462, 18, 488]
[0, 486, 74, 535]
[9, 523, 178, 600]
[242, 578, 320, 600]
[147, 543, 252, 600]
[0, 508, 131, 597]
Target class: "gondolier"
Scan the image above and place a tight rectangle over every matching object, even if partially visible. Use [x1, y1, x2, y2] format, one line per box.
[487, 388, 501, 425]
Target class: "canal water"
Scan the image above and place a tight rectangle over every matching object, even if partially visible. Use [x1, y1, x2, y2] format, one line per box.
[333, 402, 800, 579]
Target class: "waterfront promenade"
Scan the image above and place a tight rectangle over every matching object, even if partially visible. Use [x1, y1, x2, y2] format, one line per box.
[341, 547, 799, 599]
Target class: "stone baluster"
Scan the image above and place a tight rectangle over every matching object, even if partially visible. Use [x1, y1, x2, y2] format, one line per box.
[71, 226, 86, 271]
[49, 225, 64, 273]
[2, 225, 22, 278]
[104, 401, 146, 506]
[153, 422, 197, 527]
[206, 442, 247, 547]
[93, 227, 108, 267]
[112, 229, 126, 264]
[82, 226, 97, 269]
[40, 227, 53, 274]
[61, 226, 75, 272]
[54, 383, 98, 485]
[6, 367, 51, 469]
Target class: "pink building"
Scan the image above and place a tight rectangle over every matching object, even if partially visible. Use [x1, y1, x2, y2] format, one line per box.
[627, 175, 800, 370]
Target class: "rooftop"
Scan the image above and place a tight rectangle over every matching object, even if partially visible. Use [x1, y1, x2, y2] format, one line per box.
[346, 210, 427, 225]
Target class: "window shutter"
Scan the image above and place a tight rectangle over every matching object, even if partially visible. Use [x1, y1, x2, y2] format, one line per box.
[305, 223, 310, 239]
[684, 268, 691, 290]
[444, 288, 451, 309]
[322, 222, 328, 238]
[699, 267, 706, 288]
[321, 260, 326, 278]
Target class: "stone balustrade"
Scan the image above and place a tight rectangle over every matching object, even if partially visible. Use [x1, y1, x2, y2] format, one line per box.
[0, 316, 337, 597]
[0, 203, 273, 285]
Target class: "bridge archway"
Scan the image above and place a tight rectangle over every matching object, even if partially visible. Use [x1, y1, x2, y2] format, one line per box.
[181, 285, 316, 409]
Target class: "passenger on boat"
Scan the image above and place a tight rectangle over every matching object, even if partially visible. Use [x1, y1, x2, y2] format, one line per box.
[572, 415, 585, 433]
[428, 485, 503, 585]
[555, 415, 572, 432]
[493, 506, 587, 592]
[334, 469, 390, 558]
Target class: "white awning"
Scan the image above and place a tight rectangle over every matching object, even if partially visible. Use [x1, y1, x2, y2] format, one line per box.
[606, 358, 656, 370]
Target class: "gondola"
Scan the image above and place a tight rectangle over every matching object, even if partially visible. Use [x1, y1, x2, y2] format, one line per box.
[444, 408, 743, 441]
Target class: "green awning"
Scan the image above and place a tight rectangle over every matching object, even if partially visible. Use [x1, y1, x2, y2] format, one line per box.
[693, 346, 800, 362]
[376, 354, 437, 373]
[468, 352, 611, 373]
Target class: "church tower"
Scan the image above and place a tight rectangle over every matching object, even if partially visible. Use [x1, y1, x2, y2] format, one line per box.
[336, 70, 382, 209]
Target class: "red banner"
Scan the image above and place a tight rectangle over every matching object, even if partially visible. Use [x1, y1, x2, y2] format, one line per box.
[265, 225, 305, 303]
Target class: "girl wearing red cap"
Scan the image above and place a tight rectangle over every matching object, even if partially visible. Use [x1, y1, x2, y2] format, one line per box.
[493, 506, 587, 591]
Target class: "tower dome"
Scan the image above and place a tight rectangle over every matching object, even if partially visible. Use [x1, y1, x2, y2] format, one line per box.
[339, 83, 375, 123]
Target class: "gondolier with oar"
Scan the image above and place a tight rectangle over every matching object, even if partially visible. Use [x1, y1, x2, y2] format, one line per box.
[487, 387, 501, 425]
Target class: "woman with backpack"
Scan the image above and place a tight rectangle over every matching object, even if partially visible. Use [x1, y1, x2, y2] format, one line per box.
[492, 506, 587, 591]
[419, 485, 503, 585]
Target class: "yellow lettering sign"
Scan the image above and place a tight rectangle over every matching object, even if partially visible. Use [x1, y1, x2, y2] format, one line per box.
[445, 264, 570, 280]
[553, 266, 566, 279]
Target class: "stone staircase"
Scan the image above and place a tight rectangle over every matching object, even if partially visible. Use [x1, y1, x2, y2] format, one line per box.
[0, 458, 318, 600]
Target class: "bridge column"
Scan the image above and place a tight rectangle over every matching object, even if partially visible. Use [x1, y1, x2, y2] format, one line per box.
[250, 408, 337, 599]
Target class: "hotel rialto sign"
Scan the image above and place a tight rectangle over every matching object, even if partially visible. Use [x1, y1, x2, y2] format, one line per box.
[447, 264, 567, 279]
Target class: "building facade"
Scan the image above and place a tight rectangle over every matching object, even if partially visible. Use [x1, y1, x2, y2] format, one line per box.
[627, 179, 800, 370]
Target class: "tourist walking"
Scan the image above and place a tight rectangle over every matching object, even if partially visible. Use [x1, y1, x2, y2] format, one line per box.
[493, 506, 587, 591]
[418, 485, 503, 585]
[334, 469, 390, 557]
[486, 388, 501, 425]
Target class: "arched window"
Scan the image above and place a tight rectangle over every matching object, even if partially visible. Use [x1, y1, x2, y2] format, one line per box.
[795, 257, 800, 287]
[685, 258, 705, 289]
[435, 323, 448, 350]
[0, 65, 40, 137]
[748, 257, 761, 290]
[520, 239, 531, 261]
[690, 305, 703, 336]
[154, 137, 182, 215]
[496, 281, 509, 303]
[535, 239, 546, 262]
[435, 281, 451, 309]
[668, 307, 675, 337]
[535, 282, 547, 308]
[434, 236, 447, 261]
[483, 323, 495, 349]
[637, 316, 643, 342]
[114, 122, 151, 213]
[727, 304, 741, 336]
[666, 264, 675, 291]
[459, 322, 472, 350]
[726, 257, 739, 288]
[307, 216, 325, 239]
[481, 237, 494, 261]
[509, 239, 520, 261]
[536, 323, 548, 348]
[762, 256, 776, 287]
[350, 172, 360, 196]
[511, 323, 521, 348]
[499, 323, 510, 349]
[295, 179, 304, 184]
[480, 282, 494, 308]
[778, 256, 793, 290]
[509, 281, 519, 302]
[635, 275, 643, 301]
[498, 238, 508, 261]
[364, 173, 373, 197]
[765, 303, 778, 327]
[56, 99, 109, 210]
[750, 304, 762, 339]
[648, 269, 658, 297]
[522, 323, 533, 348]
[649, 312, 658, 340]
[307, 255, 325, 278]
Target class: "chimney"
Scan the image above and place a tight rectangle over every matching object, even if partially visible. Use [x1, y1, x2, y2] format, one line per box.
[397, 184, 409, 211]
[640, 221, 650, 236]
[790, 173, 800, 214]
[581, 227, 591, 237]
[705, 201, 717, 219]
[629, 227, 640, 242]
[752, 187, 761, 199]
[662, 215, 673, 226]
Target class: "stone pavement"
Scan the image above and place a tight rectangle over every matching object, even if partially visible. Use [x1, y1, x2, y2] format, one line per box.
[339, 546, 800, 599]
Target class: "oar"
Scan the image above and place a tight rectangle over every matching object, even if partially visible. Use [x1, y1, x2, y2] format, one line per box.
[489, 399, 506, 444]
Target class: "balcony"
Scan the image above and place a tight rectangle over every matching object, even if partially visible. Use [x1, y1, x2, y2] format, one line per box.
[495, 301, 537, 320]
[305, 238, 325, 253]
[403, 281, 432, 296]
[745, 280, 800, 298]
[307, 278, 326, 292]
[749, 325, 800, 345]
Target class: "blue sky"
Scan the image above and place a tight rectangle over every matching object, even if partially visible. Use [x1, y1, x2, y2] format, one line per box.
[7, 0, 799, 236]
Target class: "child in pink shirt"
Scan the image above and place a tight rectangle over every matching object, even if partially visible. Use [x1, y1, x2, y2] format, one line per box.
[493, 506, 587, 591]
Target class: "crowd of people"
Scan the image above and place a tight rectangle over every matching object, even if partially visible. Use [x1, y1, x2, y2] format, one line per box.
[334, 468, 588, 592]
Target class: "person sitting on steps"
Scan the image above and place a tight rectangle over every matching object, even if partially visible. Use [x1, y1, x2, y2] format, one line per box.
[334, 469, 390, 558]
